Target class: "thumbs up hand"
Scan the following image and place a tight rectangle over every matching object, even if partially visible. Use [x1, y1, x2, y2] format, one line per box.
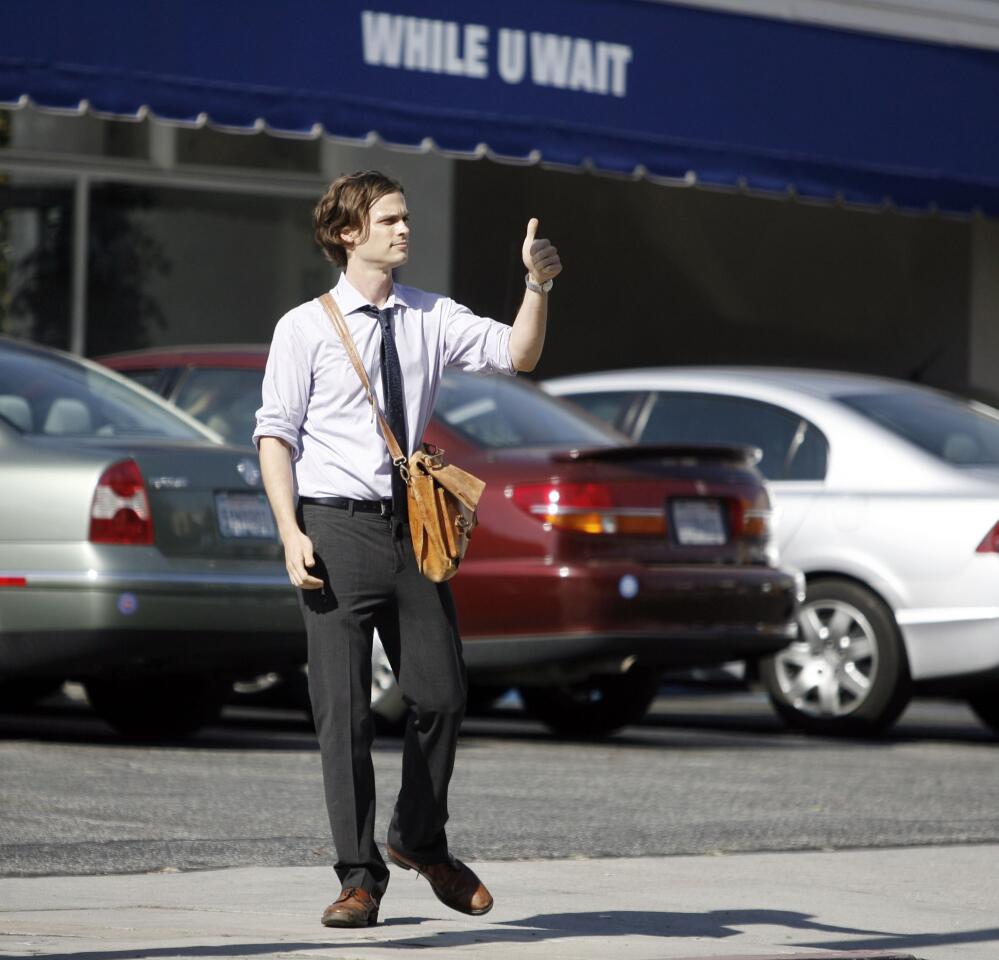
[522, 218, 562, 287]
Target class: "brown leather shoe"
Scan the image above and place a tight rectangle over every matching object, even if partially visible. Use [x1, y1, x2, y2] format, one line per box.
[321, 887, 379, 928]
[386, 844, 493, 916]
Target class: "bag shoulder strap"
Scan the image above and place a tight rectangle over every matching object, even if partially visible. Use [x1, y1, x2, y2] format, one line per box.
[318, 292, 406, 465]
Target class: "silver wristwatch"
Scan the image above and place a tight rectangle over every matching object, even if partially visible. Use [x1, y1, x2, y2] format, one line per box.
[525, 273, 553, 294]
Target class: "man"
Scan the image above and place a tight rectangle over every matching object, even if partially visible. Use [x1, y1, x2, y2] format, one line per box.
[253, 170, 561, 928]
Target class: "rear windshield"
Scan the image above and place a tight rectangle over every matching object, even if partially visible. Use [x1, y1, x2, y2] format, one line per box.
[838, 389, 999, 465]
[173, 367, 265, 445]
[0, 343, 208, 441]
[436, 372, 622, 450]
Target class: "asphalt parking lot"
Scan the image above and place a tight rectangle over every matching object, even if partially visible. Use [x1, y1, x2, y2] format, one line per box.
[2, 686, 996, 878]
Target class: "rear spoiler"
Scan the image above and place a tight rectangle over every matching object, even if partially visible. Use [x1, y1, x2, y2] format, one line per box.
[553, 443, 762, 466]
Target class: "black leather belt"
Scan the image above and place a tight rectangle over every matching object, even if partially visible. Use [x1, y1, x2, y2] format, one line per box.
[299, 495, 394, 515]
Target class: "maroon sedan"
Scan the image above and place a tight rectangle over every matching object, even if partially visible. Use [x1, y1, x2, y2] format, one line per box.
[100, 345, 798, 736]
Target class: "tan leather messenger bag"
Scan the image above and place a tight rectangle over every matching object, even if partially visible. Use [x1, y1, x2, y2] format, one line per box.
[319, 292, 485, 583]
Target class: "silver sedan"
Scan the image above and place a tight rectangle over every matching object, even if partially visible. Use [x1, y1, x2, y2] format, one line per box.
[0, 337, 304, 738]
[545, 367, 999, 737]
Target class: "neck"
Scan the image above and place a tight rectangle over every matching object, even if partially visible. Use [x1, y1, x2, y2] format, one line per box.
[344, 263, 393, 307]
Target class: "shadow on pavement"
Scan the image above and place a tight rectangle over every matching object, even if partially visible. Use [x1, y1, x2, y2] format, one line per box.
[3, 689, 995, 750]
[5, 909, 999, 958]
[0, 705, 408, 754]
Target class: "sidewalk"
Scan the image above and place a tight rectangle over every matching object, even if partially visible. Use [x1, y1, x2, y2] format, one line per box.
[2, 843, 995, 960]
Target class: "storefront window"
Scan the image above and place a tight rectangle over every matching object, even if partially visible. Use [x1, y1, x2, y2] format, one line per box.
[86, 185, 331, 355]
[1, 175, 332, 357]
[0, 171, 75, 349]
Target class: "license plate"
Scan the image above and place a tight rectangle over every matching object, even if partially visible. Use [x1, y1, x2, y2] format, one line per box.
[671, 498, 727, 545]
[215, 493, 277, 540]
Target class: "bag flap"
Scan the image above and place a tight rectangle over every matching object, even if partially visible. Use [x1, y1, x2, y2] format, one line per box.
[429, 462, 486, 511]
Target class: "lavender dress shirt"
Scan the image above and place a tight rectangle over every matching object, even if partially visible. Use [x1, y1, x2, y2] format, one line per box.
[252, 274, 516, 500]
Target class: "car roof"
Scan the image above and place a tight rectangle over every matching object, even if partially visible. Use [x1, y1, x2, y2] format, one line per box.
[0, 336, 223, 442]
[97, 344, 270, 369]
[544, 366, 942, 402]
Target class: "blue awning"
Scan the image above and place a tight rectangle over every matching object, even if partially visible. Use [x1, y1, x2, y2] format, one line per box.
[3, 0, 999, 215]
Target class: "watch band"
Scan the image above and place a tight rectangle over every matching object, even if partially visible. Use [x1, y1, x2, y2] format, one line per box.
[525, 273, 553, 294]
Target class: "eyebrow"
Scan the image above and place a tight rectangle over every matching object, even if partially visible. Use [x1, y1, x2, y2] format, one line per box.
[376, 211, 409, 222]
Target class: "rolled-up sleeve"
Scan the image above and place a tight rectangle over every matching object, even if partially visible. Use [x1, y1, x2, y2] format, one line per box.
[252, 314, 312, 455]
[442, 300, 516, 376]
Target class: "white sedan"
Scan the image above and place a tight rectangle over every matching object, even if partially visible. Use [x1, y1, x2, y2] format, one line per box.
[544, 367, 999, 737]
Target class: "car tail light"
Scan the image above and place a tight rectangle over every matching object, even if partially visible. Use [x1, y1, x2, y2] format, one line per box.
[89, 459, 154, 545]
[730, 489, 774, 540]
[976, 521, 999, 553]
[0, 576, 27, 587]
[509, 482, 666, 535]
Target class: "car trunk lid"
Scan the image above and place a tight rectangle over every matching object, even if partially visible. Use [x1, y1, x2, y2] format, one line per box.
[44, 437, 280, 560]
[482, 443, 773, 566]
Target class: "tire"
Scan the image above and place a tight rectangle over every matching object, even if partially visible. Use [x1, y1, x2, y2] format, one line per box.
[967, 690, 999, 735]
[466, 684, 511, 715]
[520, 669, 662, 738]
[84, 673, 233, 740]
[0, 678, 63, 712]
[760, 577, 911, 737]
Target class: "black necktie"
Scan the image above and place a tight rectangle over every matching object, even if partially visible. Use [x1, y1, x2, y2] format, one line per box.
[365, 305, 409, 529]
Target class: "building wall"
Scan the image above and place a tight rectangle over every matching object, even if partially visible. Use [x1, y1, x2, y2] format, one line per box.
[452, 159, 973, 392]
[655, 0, 999, 51]
[0, 110, 455, 355]
[1, 108, 991, 402]
[968, 217, 999, 400]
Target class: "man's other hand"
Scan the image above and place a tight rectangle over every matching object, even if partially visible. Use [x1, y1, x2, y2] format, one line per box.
[284, 529, 324, 590]
[522, 218, 562, 285]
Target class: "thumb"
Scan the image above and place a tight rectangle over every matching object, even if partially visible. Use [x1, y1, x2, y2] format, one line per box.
[303, 543, 315, 568]
[524, 217, 539, 247]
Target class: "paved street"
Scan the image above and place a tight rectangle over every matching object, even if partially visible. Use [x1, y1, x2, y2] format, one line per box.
[2, 691, 998, 960]
[2, 689, 996, 878]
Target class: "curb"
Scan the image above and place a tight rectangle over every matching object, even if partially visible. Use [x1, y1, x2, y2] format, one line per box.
[668, 953, 921, 960]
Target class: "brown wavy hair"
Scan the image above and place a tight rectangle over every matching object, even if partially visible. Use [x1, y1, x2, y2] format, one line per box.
[313, 171, 405, 267]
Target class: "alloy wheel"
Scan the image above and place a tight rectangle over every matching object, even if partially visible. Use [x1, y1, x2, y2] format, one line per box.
[773, 599, 879, 718]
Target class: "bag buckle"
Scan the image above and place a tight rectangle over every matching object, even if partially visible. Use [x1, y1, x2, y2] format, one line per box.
[393, 455, 411, 485]
[423, 444, 445, 470]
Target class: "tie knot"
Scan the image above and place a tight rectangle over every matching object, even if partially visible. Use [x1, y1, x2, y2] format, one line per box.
[361, 304, 390, 325]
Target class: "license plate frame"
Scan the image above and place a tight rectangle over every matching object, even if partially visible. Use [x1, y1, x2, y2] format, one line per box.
[215, 492, 278, 540]
[670, 498, 728, 546]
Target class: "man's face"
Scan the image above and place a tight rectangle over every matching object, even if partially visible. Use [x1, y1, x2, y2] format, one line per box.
[343, 192, 410, 269]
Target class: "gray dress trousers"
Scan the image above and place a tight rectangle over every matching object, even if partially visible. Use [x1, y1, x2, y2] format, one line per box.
[297, 500, 467, 900]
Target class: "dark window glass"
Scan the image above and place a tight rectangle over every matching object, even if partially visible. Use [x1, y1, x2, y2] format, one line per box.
[119, 368, 164, 391]
[640, 392, 827, 480]
[561, 390, 636, 428]
[435, 372, 623, 450]
[0, 341, 207, 440]
[0, 175, 75, 350]
[839, 390, 999, 465]
[173, 367, 265, 446]
[83, 185, 329, 355]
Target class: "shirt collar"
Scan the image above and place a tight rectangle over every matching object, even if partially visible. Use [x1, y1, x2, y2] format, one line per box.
[334, 273, 414, 314]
